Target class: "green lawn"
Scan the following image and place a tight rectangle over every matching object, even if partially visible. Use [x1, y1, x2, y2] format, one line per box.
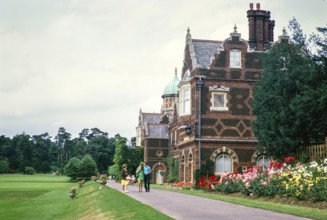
[3, 174, 326, 220]
[0, 174, 172, 220]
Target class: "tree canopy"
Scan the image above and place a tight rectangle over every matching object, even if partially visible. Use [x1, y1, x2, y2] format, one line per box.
[0, 127, 139, 177]
[252, 19, 327, 160]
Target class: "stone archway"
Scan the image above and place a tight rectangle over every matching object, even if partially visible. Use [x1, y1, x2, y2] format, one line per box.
[152, 162, 167, 184]
[210, 146, 239, 163]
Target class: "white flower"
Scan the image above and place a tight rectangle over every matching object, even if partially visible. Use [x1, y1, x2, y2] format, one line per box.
[310, 161, 318, 168]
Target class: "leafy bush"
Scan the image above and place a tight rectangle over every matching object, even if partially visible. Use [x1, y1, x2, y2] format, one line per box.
[25, 166, 36, 175]
[79, 155, 98, 179]
[0, 159, 9, 174]
[167, 176, 179, 183]
[64, 157, 81, 180]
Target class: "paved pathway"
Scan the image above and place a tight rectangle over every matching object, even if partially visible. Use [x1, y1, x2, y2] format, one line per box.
[106, 180, 311, 220]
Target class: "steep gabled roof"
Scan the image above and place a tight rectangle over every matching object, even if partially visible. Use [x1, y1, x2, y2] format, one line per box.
[192, 39, 223, 69]
[184, 28, 223, 71]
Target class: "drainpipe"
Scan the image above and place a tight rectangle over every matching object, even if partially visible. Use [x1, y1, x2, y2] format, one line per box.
[196, 76, 205, 170]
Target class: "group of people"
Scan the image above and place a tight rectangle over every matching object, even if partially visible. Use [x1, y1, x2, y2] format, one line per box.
[120, 161, 151, 193]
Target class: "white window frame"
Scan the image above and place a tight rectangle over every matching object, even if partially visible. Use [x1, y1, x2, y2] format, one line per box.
[209, 85, 229, 111]
[230, 49, 241, 68]
[215, 154, 232, 175]
[179, 84, 191, 116]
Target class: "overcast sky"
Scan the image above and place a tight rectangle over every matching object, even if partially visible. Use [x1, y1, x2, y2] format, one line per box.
[1, 0, 326, 140]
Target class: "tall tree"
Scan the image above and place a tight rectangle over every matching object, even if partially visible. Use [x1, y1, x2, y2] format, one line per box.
[78, 128, 90, 141]
[253, 19, 327, 160]
[0, 159, 9, 174]
[32, 133, 52, 173]
[113, 137, 129, 175]
[12, 133, 33, 172]
[54, 127, 71, 169]
[126, 147, 144, 173]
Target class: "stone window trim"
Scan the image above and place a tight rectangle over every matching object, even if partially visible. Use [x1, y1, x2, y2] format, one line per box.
[210, 146, 238, 176]
[251, 151, 271, 163]
[251, 151, 271, 170]
[209, 85, 229, 111]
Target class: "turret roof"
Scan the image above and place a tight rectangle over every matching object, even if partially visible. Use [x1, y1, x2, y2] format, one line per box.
[162, 68, 180, 97]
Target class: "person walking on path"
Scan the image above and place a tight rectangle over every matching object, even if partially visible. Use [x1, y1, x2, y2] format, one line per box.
[121, 164, 129, 193]
[143, 161, 151, 192]
[135, 162, 144, 192]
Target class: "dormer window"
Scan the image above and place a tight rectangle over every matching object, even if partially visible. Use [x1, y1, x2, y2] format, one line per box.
[230, 49, 241, 68]
[210, 85, 229, 111]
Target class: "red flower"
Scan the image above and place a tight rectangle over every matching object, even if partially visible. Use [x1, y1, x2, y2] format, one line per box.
[269, 161, 284, 169]
[284, 156, 295, 163]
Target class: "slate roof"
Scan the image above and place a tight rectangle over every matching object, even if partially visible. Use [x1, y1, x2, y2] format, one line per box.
[141, 113, 163, 124]
[146, 124, 169, 139]
[192, 39, 222, 69]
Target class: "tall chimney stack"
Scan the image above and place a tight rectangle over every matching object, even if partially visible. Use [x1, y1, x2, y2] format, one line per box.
[247, 3, 275, 51]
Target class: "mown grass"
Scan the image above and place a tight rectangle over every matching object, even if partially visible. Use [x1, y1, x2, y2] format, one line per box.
[152, 184, 327, 220]
[0, 174, 172, 220]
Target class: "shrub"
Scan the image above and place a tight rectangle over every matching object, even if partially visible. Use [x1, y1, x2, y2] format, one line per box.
[24, 166, 36, 175]
[79, 155, 98, 179]
[64, 157, 81, 180]
[167, 176, 179, 183]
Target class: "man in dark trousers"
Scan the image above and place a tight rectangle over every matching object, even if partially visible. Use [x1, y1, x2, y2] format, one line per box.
[143, 161, 151, 192]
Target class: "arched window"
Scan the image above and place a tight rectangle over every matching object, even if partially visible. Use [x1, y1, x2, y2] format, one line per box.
[215, 154, 232, 174]
[257, 156, 270, 169]
[188, 153, 193, 162]
[181, 155, 185, 163]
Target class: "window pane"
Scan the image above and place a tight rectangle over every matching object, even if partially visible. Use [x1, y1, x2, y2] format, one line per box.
[223, 155, 230, 172]
[184, 90, 190, 99]
[183, 89, 190, 114]
[257, 156, 270, 169]
[230, 50, 241, 67]
[214, 94, 224, 107]
[216, 154, 232, 173]
[217, 157, 224, 172]
[184, 100, 190, 114]
[236, 51, 240, 65]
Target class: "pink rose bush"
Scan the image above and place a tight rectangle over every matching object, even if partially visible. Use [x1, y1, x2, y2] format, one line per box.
[196, 157, 327, 202]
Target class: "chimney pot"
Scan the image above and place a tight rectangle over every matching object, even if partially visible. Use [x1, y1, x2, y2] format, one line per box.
[256, 3, 260, 10]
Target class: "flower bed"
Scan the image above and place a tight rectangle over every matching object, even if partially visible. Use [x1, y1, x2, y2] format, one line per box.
[171, 181, 194, 190]
[197, 158, 327, 203]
